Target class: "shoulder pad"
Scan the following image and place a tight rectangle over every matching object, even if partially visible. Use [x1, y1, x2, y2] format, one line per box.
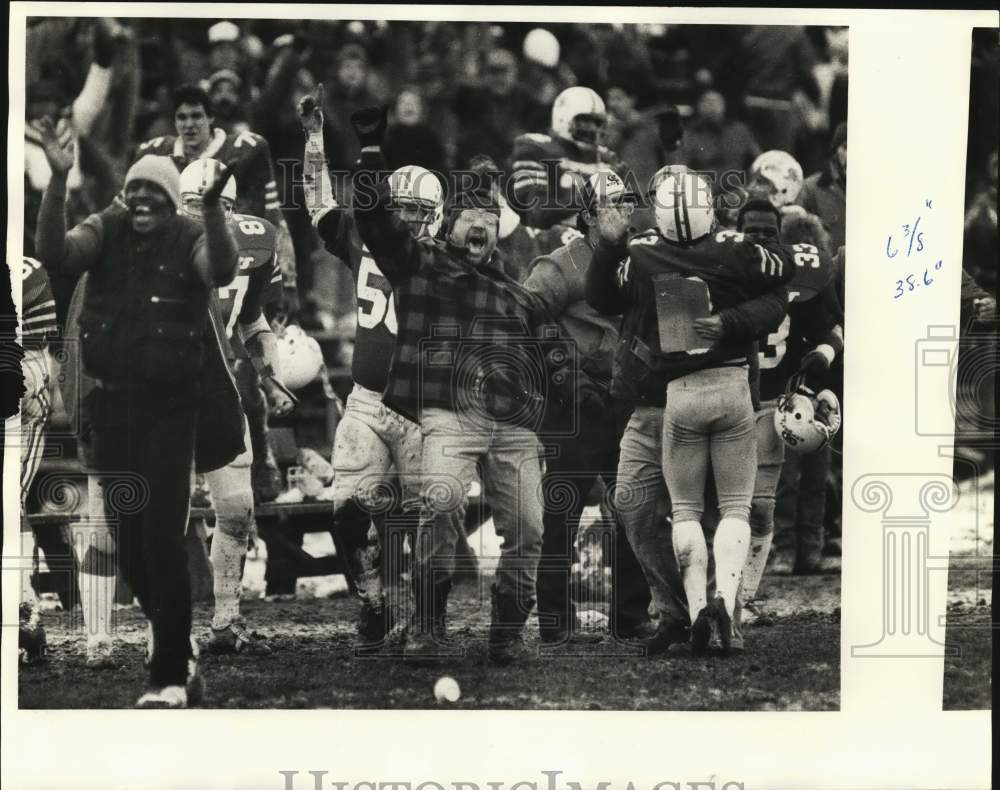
[229, 130, 266, 150]
[520, 132, 552, 145]
[628, 229, 660, 247]
[231, 214, 278, 256]
[137, 136, 174, 155]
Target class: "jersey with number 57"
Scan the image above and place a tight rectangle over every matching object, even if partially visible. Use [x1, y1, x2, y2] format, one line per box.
[212, 213, 281, 363]
[315, 208, 397, 393]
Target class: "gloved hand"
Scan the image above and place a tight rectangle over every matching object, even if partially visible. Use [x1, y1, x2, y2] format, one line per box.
[262, 375, 298, 418]
[92, 19, 118, 68]
[798, 346, 833, 379]
[200, 163, 235, 208]
[297, 83, 324, 136]
[350, 106, 388, 147]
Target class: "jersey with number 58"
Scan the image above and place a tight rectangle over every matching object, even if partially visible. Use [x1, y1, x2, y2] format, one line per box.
[315, 208, 397, 393]
[211, 213, 281, 363]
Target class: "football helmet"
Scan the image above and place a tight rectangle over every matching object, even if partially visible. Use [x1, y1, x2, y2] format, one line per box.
[388, 164, 444, 238]
[653, 172, 715, 243]
[647, 163, 689, 200]
[774, 381, 842, 454]
[276, 324, 324, 390]
[749, 150, 804, 208]
[179, 158, 237, 220]
[551, 86, 607, 147]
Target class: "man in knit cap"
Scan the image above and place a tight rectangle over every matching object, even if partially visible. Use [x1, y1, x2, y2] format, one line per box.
[35, 119, 239, 708]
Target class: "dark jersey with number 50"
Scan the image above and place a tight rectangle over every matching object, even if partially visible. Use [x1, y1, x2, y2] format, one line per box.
[316, 208, 397, 392]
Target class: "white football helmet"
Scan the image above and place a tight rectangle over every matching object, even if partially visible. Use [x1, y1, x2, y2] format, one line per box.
[774, 383, 842, 454]
[178, 158, 237, 220]
[389, 164, 444, 238]
[750, 150, 804, 208]
[647, 163, 689, 199]
[653, 173, 715, 243]
[277, 324, 324, 390]
[551, 86, 607, 147]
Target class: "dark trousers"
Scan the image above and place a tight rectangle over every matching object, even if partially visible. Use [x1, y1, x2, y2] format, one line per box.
[537, 397, 651, 637]
[89, 386, 198, 687]
[774, 445, 830, 558]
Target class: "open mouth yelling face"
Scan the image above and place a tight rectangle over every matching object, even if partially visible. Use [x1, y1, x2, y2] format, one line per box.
[450, 209, 499, 265]
[125, 180, 173, 234]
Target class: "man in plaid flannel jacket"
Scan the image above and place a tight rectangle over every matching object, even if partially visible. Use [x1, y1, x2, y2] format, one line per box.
[350, 107, 577, 665]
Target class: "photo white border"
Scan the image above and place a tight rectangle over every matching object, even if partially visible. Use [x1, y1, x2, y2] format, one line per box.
[3, 5, 995, 789]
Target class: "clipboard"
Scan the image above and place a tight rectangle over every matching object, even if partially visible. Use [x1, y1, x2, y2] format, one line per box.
[652, 274, 713, 354]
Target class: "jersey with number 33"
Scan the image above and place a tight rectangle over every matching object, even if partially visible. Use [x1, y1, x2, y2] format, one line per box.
[316, 208, 397, 392]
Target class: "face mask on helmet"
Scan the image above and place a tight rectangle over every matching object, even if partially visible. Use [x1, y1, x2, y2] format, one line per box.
[389, 165, 443, 238]
[749, 150, 804, 208]
[552, 87, 607, 148]
[178, 158, 238, 220]
[774, 383, 842, 454]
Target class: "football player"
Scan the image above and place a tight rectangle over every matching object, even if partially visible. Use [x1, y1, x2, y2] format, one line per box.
[17, 256, 58, 665]
[509, 86, 628, 244]
[135, 83, 295, 501]
[735, 201, 844, 631]
[586, 172, 796, 655]
[299, 87, 439, 654]
[178, 158, 295, 654]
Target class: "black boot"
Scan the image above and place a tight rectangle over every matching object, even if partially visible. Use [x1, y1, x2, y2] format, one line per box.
[488, 584, 534, 665]
[405, 575, 453, 662]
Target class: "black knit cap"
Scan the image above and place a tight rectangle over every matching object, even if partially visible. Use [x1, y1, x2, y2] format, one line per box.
[444, 168, 501, 233]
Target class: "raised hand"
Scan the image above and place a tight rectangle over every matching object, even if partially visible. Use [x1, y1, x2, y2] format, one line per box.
[297, 83, 325, 136]
[200, 163, 234, 207]
[36, 117, 75, 176]
[596, 204, 629, 245]
[350, 106, 388, 147]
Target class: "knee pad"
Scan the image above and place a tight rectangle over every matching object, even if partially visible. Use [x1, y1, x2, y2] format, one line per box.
[213, 490, 255, 540]
[749, 496, 775, 538]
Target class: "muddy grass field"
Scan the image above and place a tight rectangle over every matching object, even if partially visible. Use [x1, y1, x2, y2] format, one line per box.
[19, 569, 841, 711]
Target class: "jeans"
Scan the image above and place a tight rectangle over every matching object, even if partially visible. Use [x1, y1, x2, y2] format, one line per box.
[615, 406, 689, 624]
[88, 385, 198, 687]
[537, 396, 651, 637]
[662, 366, 756, 523]
[418, 408, 544, 604]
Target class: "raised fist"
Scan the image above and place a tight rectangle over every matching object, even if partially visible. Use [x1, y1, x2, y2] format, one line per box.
[297, 83, 325, 136]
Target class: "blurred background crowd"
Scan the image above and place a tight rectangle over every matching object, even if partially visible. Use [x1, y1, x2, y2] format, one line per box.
[24, 17, 854, 328]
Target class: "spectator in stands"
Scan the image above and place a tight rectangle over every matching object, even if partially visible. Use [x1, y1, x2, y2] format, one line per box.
[797, 121, 847, 252]
[453, 48, 542, 166]
[738, 25, 821, 154]
[675, 89, 761, 182]
[963, 150, 998, 293]
[207, 69, 248, 134]
[322, 43, 382, 173]
[383, 87, 448, 175]
[604, 86, 663, 195]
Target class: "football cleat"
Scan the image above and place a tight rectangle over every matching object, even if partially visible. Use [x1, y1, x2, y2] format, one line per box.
[207, 620, 272, 656]
[135, 685, 189, 709]
[707, 596, 733, 655]
[640, 619, 689, 656]
[357, 600, 396, 656]
[85, 638, 117, 670]
[690, 605, 713, 656]
[18, 601, 48, 666]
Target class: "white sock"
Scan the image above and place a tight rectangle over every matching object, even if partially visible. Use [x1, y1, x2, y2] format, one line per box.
[714, 516, 751, 618]
[20, 527, 38, 618]
[78, 477, 116, 647]
[211, 530, 246, 629]
[672, 520, 709, 622]
[741, 532, 773, 602]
